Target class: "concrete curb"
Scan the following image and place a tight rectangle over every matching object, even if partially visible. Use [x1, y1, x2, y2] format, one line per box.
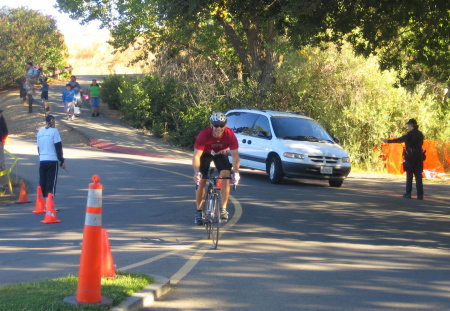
[110, 274, 171, 311]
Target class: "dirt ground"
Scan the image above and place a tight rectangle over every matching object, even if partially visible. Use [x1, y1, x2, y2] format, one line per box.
[0, 85, 89, 146]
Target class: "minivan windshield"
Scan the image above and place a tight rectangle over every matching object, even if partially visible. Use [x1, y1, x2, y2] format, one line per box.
[271, 117, 334, 143]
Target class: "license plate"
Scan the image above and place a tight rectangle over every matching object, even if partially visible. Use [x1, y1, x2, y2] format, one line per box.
[320, 166, 333, 174]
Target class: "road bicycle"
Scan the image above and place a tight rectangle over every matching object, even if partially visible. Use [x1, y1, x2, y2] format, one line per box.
[196, 168, 236, 249]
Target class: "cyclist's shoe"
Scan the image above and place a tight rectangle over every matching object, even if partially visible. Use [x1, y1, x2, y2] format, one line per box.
[220, 209, 229, 221]
[195, 210, 203, 226]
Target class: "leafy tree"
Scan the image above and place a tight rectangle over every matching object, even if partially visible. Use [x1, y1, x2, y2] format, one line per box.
[57, 0, 450, 89]
[310, 0, 450, 86]
[0, 7, 68, 87]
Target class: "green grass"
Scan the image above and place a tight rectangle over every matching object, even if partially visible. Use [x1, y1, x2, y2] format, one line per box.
[0, 272, 154, 311]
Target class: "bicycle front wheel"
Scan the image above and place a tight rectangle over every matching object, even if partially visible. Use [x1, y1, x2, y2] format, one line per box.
[210, 193, 220, 249]
[202, 189, 212, 239]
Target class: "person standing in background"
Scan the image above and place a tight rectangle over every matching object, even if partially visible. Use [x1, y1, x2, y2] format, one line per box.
[88, 79, 101, 117]
[40, 77, 50, 117]
[25, 62, 39, 98]
[68, 76, 83, 108]
[0, 110, 8, 190]
[37, 115, 66, 208]
[381, 118, 424, 199]
[62, 84, 75, 121]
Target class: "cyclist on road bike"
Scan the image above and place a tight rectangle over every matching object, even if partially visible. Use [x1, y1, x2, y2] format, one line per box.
[193, 112, 240, 225]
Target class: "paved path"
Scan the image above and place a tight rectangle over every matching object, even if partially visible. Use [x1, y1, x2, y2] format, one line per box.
[49, 75, 191, 160]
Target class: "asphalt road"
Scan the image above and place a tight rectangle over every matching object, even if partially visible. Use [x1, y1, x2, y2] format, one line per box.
[2, 138, 450, 310]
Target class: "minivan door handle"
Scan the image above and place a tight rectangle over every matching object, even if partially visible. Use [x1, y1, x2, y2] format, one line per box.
[242, 139, 247, 144]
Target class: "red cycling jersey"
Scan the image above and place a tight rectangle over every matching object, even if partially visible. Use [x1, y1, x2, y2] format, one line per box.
[194, 127, 239, 154]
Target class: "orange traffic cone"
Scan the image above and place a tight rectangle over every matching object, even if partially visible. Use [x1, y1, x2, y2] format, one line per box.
[33, 186, 45, 213]
[15, 180, 31, 204]
[63, 175, 112, 307]
[41, 193, 61, 224]
[101, 229, 116, 278]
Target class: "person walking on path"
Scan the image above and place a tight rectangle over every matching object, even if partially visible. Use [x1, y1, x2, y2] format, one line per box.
[87, 79, 101, 117]
[68, 76, 83, 109]
[25, 62, 39, 98]
[0, 110, 8, 190]
[39, 77, 50, 117]
[62, 84, 76, 121]
[381, 118, 425, 199]
[37, 115, 66, 207]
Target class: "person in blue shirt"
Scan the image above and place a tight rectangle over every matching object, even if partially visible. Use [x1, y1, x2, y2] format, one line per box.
[62, 84, 75, 121]
[39, 77, 50, 117]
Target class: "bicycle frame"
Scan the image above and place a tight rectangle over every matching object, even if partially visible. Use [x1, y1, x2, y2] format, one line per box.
[197, 168, 235, 249]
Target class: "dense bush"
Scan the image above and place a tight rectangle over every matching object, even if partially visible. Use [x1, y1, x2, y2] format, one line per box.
[101, 43, 448, 171]
[102, 74, 127, 110]
[273, 44, 448, 170]
[102, 73, 214, 147]
[0, 7, 68, 87]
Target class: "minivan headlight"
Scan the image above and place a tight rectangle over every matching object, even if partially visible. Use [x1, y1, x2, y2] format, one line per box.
[342, 157, 350, 163]
[283, 152, 305, 159]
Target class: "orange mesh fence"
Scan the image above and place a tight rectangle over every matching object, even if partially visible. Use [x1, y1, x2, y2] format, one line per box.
[381, 140, 450, 179]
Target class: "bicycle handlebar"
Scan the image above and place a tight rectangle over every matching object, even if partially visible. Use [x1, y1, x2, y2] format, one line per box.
[195, 173, 238, 190]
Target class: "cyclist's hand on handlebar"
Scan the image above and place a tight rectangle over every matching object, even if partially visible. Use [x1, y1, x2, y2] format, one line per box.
[194, 172, 203, 184]
[233, 172, 240, 185]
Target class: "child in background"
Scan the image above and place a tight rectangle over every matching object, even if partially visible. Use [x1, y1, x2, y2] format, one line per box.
[40, 77, 50, 117]
[62, 84, 75, 121]
[88, 79, 102, 117]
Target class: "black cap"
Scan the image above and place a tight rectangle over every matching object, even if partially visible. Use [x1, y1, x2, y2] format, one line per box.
[406, 118, 417, 125]
[45, 115, 55, 122]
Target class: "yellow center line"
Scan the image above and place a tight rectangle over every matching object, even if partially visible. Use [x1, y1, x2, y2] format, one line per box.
[117, 159, 243, 284]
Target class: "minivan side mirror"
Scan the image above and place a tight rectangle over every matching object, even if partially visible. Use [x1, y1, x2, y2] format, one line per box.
[333, 137, 340, 144]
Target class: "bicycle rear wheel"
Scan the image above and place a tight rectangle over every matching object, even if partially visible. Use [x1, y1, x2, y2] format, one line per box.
[210, 193, 220, 249]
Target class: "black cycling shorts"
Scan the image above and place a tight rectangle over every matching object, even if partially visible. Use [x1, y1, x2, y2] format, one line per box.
[199, 153, 232, 177]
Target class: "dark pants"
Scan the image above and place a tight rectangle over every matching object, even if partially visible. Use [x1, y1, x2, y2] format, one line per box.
[39, 161, 59, 198]
[406, 169, 423, 196]
[404, 154, 424, 196]
[199, 153, 232, 176]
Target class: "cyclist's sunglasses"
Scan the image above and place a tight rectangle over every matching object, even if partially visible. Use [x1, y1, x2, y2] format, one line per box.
[213, 124, 226, 128]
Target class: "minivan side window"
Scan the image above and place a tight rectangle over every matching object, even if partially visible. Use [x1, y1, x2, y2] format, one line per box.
[226, 112, 241, 131]
[232, 112, 258, 135]
[251, 115, 272, 139]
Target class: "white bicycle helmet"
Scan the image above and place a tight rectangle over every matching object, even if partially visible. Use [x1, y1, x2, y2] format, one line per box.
[210, 112, 227, 125]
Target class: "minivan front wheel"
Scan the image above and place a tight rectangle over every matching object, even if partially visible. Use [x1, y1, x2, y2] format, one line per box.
[268, 155, 284, 184]
[329, 180, 344, 187]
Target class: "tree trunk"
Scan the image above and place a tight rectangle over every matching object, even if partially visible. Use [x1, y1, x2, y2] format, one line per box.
[218, 15, 278, 92]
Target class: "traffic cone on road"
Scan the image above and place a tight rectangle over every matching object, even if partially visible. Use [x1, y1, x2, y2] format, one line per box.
[33, 186, 45, 213]
[15, 180, 31, 204]
[63, 175, 112, 306]
[101, 229, 116, 278]
[41, 193, 61, 224]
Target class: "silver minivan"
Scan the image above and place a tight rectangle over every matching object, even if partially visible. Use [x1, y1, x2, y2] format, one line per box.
[226, 109, 351, 187]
